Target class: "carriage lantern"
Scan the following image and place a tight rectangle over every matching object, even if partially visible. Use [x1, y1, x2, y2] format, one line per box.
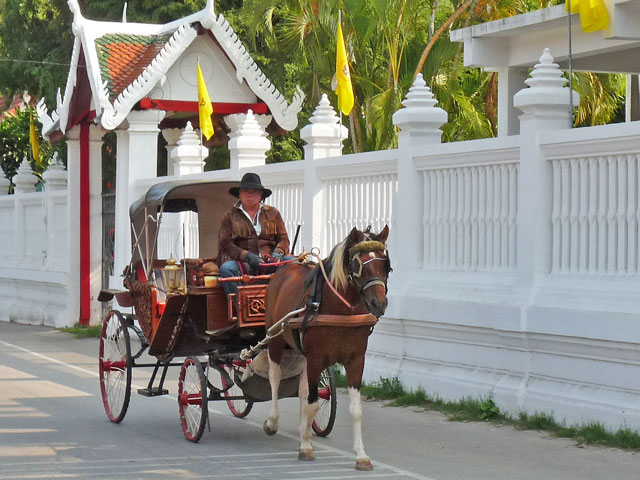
[162, 256, 183, 294]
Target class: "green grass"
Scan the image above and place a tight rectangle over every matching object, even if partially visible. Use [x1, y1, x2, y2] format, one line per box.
[334, 368, 640, 451]
[58, 323, 102, 338]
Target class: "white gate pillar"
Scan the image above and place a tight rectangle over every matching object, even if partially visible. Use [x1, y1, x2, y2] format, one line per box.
[170, 122, 208, 176]
[66, 126, 81, 323]
[300, 94, 347, 252]
[391, 74, 447, 272]
[514, 48, 578, 291]
[226, 110, 271, 175]
[111, 110, 165, 291]
[496, 66, 528, 137]
[162, 127, 182, 176]
[88, 125, 105, 325]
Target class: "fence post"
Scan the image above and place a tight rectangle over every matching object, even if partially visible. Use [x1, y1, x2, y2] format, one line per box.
[13, 157, 38, 194]
[299, 94, 347, 253]
[226, 110, 271, 175]
[391, 74, 447, 271]
[170, 122, 207, 175]
[514, 48, 578, 291]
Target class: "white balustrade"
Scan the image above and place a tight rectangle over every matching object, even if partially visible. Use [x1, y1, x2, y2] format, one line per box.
[551, 152, 640, 275]
[422, 163, 517, 271]
[266, 183, 304, 251]
[323, 174, 397, 251]
[156, 211, 199, 260]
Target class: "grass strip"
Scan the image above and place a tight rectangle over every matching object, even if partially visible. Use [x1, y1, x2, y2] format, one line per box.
[58, 323, 102, 338]
[334, 369, 640, 451]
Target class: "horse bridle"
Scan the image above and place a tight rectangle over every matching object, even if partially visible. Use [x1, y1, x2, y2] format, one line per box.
[348, 249, 391, 294]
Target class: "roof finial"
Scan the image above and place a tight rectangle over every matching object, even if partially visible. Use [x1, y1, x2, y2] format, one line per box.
[122, 2, 127, 23]
[67, 0, 85, 35]
[201, 0, 216, 28]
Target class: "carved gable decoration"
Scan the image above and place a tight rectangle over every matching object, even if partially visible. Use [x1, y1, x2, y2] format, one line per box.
[38, 0, 303, 139]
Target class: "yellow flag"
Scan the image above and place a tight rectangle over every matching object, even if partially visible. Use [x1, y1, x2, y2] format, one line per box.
[335, 21, 354, 116]
[29, 111, 41, 165]
[197, 62, 214, 140]
[566, 0, 609, 32]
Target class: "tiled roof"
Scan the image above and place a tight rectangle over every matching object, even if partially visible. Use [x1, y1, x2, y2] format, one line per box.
[95, 33, 173, 101]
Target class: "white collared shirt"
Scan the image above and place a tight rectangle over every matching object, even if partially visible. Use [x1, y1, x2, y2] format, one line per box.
[238, 202, 263, 236]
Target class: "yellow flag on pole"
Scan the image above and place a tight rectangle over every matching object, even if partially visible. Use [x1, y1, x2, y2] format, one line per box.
[565, 0, 609, 32]
[29, 111, 41, 165]
[335, 20, 354, 116]
[197, 62, 214, 140]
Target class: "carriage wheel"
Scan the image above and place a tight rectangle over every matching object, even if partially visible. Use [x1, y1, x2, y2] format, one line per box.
[222, 363, 253, 418]
[312, 366, 337, 437]
[99, 310, 132, 423]
[178, 357, 208, 442]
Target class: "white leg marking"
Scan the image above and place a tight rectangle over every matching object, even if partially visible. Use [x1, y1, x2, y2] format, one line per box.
[349, 387, 368, 460]
[265, 355, 282, 433]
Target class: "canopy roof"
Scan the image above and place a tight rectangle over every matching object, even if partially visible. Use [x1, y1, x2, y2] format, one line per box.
[37, 0, 304, 141]
[450, 2, 640, 73]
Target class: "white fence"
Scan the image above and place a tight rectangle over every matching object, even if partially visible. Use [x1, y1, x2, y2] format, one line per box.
[0, 190, 70, 326]
[3, 56, 640, 432]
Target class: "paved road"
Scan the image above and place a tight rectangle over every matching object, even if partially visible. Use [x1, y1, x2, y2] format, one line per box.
[0, 321, 639, 480]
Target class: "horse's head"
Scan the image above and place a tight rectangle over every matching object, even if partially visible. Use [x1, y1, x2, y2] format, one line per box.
[341, 225, 391, 317]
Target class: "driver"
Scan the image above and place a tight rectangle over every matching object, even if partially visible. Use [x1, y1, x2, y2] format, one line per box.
[217, 172, 291, 296]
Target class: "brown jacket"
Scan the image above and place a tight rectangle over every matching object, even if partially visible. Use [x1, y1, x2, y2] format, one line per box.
[217, 203, 289, 264]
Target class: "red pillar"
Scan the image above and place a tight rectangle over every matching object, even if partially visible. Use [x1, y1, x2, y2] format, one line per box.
[79, 122, 90, 325]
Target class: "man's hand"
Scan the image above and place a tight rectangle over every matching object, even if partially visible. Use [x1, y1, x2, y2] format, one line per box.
[246, 253, 261, 270]
[272, 251, 283, 262]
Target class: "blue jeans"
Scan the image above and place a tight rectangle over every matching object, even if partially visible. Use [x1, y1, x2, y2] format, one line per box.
[219, 256, 295, 296]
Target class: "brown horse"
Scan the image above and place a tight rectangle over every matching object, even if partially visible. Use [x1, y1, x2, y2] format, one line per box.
[263, 225, 391, 471]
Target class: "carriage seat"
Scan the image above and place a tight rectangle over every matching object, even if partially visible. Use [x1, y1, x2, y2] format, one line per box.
[183, 258, 219, 287]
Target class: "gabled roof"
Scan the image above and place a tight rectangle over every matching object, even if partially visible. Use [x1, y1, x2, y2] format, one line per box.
[37, 0, 304, 139]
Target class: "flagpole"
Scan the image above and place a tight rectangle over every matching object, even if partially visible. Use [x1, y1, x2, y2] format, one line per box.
[338, 10, 343, 153]
[568, 4, 574, 128]
[197, 56, 204, 164]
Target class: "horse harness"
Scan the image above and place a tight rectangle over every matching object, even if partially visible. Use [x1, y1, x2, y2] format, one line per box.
[292, 240, 390, 354]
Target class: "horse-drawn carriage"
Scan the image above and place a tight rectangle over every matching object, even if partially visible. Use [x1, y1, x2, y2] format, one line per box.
[99, 179, 391, 470]
[98, 180, 336, 442]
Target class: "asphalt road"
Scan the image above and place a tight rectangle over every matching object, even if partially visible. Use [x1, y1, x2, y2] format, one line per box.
[0, 321, 639, 480]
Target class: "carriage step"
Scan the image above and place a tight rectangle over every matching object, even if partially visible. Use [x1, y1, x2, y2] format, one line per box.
[137, 387, 169, 397]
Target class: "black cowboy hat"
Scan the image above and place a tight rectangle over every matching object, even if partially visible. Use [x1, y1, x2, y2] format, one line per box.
[229, 172, 272, 199]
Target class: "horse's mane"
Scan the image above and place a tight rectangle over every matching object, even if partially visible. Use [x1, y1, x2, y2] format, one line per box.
[327, 238, 349, 292]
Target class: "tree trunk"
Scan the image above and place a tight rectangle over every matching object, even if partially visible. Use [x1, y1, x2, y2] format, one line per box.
[413, 0, 475, 81]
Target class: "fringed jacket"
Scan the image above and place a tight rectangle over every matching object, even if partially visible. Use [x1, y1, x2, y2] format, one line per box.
[217, 203, 290, 265]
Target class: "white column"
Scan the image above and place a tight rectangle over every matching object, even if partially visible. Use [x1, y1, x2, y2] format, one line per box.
[391, 73, 447, 271]
[496, 66, 528, 137]
[66, 126, 81, 323]
[43, 154, 68, 273]
[514, 48, 579, 289]
[12, 158, 38, 194]
[170, 122, 207, 176]
[43, 153, 67, 191]
[299, 94, 347, 252]
[89, 125, 105, 325]
[111, 110, 165, 290]
[162, 127, 181, 176]
[226, 110, 271, 175]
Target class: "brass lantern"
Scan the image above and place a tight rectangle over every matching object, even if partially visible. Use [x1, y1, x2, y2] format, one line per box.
[162, 256, 183, 294]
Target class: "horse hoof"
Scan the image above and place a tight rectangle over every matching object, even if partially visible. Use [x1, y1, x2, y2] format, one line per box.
[298, 449, 315, 461]
[263, 420, 277, 436]
[355, 458, 373, 471]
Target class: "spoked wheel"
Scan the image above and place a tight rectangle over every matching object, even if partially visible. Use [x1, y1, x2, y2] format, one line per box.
[222, 363, 253, 418]
[99, 310, 132, 423]
[178, 356, 208, 442]
[312, 366, 337, 437]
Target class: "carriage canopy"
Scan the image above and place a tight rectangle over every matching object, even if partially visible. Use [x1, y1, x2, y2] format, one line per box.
[129, 180, 239, 266]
